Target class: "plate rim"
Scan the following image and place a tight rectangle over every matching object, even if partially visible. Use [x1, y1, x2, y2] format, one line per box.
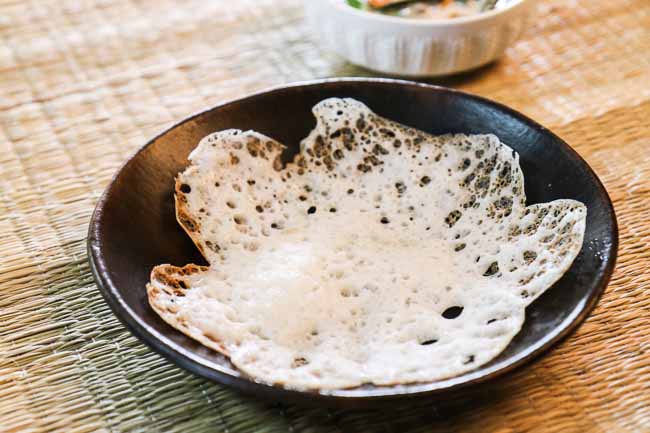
[87, 77, 618, 403]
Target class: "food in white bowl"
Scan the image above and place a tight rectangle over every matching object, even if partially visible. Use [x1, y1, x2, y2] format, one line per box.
[147, 98, 586, 391]
[304, 0, 535, 76]
[351, 0, 485, 20]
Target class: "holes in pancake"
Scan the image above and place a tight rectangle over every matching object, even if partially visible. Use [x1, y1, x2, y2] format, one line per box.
[419, 338, 438, 346]
[483, 261, 500, 277]
[307, 206, 317, 214]
[180, 183, 191, 193]
[329, 207, 337, 213]
[523, 250, 537, 264]
[463, 355, 475, 365]
[380, 217, 390, 224]
[442, 306, 463, 319]
[445, 210, 462, 227]
[233, 215, 246, 225]
[205, 241, 221, 253]
[291, 357, 309, 368]
[226, 200, 236, 209]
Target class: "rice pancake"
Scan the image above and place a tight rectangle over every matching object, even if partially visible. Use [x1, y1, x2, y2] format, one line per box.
[147, 98, 586, 390]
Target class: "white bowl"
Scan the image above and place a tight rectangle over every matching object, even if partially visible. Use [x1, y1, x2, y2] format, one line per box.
[304, 0, 535, 77]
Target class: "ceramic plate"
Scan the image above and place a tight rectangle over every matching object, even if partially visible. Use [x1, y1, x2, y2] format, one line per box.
[88, 79, 617, 407]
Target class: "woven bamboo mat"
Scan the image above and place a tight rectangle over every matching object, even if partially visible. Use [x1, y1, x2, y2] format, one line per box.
[1, 0, 649, 431]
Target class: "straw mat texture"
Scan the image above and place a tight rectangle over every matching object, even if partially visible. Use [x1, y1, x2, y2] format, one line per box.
[1, 0, 649, 431]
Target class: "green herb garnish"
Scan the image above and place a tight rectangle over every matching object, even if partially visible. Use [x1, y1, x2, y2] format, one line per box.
[346, 0, 364, 9]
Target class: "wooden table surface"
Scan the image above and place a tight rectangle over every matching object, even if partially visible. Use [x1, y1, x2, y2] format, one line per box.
[1, 0, 649, 432]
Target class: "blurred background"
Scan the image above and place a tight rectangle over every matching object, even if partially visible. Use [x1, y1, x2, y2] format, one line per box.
[1, 1, 649, 432]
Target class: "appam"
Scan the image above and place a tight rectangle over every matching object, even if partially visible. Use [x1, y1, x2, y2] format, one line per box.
[147, 98, 586, 390]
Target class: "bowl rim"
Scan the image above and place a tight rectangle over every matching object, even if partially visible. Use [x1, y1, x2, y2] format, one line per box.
[88, 77, 618, 403]
[321, 0, 533, 27]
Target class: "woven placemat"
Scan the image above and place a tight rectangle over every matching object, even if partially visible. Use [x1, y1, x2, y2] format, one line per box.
[1, 0, 649, 431]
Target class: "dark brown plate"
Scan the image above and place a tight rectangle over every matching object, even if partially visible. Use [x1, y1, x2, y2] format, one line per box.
[88, 78, 617, 408]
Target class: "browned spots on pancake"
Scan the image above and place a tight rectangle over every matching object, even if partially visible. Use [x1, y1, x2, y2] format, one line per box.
[152, 268, 185, 295]
[247, 136, 262, 157]
[313, 135, 331, 158]
[151, 264, 207, 296]
[291, 357, 309, 368]
[294, 155, 307, 168]
[273, 155, 284, 171]
[174, 178, 190, 203]
[177, 264, 206, 275]
[176, 190, 189, 204]
[205, 240, 221, 252]
[178, 208, 200, 232]
[152, 266, 173, 284]
[323, 155, 335, 170]
[357, 163, 371, 173]
[372, 144, 389, 155]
